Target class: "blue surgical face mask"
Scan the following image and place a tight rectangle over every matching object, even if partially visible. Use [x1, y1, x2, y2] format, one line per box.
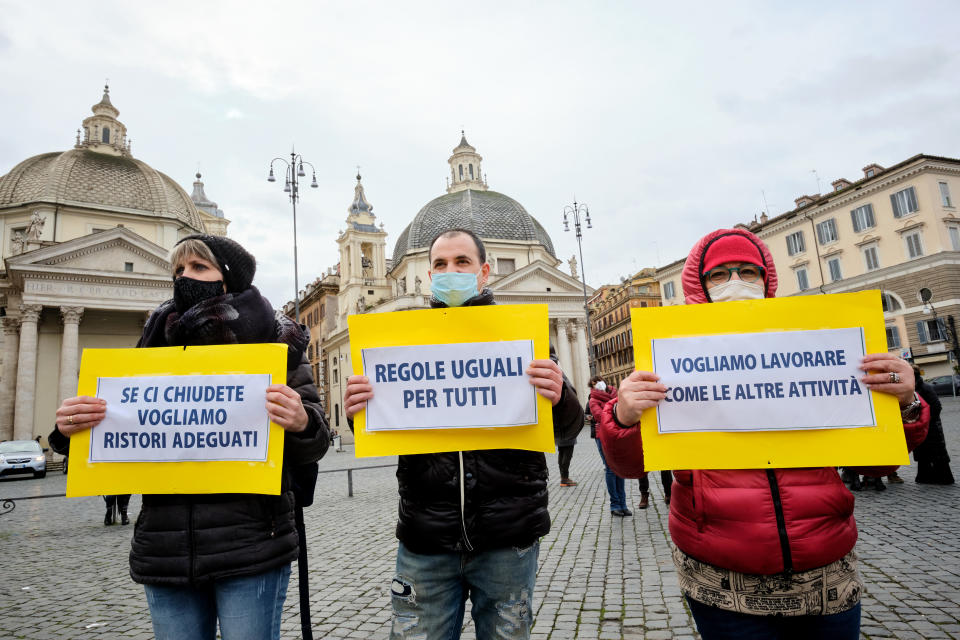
[430, 271, 479, 307]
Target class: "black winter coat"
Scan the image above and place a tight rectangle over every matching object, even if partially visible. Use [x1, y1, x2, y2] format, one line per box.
[49, 299, 330, 586]
[395, 290, 584, 554]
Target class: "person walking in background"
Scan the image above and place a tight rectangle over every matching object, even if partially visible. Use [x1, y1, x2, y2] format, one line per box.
[589, 376, 630, 517]
[557, 423, 578, 487]
[598, 228, 930, 639]
[913, 366, 955, 485]
[103, 494, 131, 525]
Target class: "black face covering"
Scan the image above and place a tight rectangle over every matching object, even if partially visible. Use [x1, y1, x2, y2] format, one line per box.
[173, 277, 225, 314]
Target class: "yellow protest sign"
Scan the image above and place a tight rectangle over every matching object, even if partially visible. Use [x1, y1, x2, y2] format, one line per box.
[632, 290, 906, 470]
[66, 343, 287, 497]
[348, 304, 554, 457]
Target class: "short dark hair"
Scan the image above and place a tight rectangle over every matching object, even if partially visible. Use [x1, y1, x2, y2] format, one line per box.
[429, 228, 486, 264]
[589, 375, 604, 388]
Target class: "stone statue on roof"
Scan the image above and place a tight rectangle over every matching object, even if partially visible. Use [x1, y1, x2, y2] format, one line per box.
[568, 255, 578, 280]
[26, 211, 46, 241]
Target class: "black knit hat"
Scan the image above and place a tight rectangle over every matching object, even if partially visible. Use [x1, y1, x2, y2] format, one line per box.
[176, 234, 256, 293]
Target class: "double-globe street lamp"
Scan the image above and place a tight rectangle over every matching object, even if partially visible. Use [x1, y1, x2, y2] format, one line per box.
[267, 149, 318, 322]
[563, 199, 596, 376]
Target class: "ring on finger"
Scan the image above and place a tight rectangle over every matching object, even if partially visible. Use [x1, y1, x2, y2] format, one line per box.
[888, 371, 901, 384]
[67, 415, 74, 425]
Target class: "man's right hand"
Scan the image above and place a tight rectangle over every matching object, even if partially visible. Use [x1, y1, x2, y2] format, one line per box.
[344, 375, 374, 419]
[614, 371, 667, 426]
[55, 396, 107, 436]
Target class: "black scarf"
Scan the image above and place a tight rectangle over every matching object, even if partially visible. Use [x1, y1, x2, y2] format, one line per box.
[139, 286, 308, 370]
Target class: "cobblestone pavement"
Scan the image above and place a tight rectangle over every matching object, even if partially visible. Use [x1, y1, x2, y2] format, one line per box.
[2, 398, 959, 639]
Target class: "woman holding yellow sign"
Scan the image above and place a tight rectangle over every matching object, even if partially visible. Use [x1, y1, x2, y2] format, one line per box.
[598, 228, 929, 640]
[49, 235, 330, 640]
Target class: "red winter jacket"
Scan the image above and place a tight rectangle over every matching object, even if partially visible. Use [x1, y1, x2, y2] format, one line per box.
[598, 228, 930, 574]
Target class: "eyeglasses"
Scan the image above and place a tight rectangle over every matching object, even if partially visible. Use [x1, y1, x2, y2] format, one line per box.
[703, 264, 764, 285]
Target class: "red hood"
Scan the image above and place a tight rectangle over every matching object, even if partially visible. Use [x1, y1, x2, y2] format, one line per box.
[681, 228, 779, 304]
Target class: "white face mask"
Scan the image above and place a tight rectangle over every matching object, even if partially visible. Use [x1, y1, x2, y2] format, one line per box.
[594, 380, 607, 391]
[708, 279, 764, 302]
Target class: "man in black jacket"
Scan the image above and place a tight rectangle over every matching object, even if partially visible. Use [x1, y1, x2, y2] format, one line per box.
[345, 228, 583, 640]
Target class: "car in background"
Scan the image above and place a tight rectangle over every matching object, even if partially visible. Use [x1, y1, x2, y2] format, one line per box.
[927, 375, 960, 397]
[0, 440, 46, 479]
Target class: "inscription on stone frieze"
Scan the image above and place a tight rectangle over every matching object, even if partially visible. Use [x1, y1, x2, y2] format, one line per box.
[24, 280, 170, 300]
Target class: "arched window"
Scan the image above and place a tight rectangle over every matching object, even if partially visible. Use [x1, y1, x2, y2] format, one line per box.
[881, 292, 903, 313]
[458, 164, 463, 179]
[469, 164, 474, 179]
[102, 127, 110, 143]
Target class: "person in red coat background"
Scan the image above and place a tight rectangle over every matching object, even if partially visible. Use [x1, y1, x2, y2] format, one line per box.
[597, 228, 929, 640]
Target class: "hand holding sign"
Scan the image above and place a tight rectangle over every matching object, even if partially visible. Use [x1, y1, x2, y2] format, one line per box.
[526, 359, 563, 406]
[265, 384, 308, 432]
[859, 353, 915, 406]
[615, 371, 668, 426]
[344, 375, 373, 419]
[56, 395, 107, 436]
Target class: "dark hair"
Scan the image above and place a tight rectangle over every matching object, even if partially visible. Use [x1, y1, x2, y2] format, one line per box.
[429, 228, 486, 264]
[589, 375, 604, 388]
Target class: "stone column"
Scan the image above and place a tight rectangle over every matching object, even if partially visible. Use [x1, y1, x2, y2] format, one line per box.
[13, 304, 42, 440]
[58, 306, 84, 403]
[0, 317, 21, 441]
[572, 319, 591, 404]
[554, 318, 574, 380]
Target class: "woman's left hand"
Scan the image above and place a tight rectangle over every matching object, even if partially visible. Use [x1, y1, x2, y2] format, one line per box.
[860, 353, 915, 407]
[266, 384, 309, 432]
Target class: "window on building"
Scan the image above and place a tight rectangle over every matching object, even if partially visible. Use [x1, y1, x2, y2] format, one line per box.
[917, 318, 947, 344]
[469, 164, 474, 179]
[903, 231, 924, 259]
[866, 168, 875, 178]
[124, 261, 133, 272]
[948, 225, 960, 251]
[498, 258, 515, 275]
[663, 281, 675, 299]
[880, 292, 902, 312]
[334, 404, 340, 427]
[308, 344, 314, 360]
[890, 186, 919, 218]
[850, 204, 876, 233]
[102, 127, 110, 143]
[827, 257, 842, 282]
[939, 182, 953, 207]
[794, 267, 809, 291]
[786, 231, 806, 256]
[458, 164, 463, 179]
[862, 244, 880, 271]
[816, 218, 839, 245]
[886, 326, 901, 349]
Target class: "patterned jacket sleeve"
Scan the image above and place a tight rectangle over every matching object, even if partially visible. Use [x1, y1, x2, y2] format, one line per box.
[596, 398, 648, 478]
[854, 396, 930, 477]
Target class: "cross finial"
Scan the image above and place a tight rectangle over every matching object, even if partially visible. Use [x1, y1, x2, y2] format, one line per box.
[356, 165, 361, 181]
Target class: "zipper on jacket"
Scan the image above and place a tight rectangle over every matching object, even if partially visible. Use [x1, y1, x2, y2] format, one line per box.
[765, 469, 793, 574]
[458, 452, 474, 552]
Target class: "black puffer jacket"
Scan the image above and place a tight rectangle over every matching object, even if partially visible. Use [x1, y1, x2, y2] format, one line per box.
[50, 301, 329, 586]
[395, 290, 584, 553]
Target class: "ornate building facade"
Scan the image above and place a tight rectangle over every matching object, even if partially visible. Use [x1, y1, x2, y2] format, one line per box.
[316, 134, 593, 439]
[0, 86, 228, 443]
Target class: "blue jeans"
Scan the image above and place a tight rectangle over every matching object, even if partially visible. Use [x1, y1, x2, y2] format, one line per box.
[687, 597, 861, 640]
[390, 541, 539, 639]
[143, 564, 291, 640]
[595, 439, 627, 511]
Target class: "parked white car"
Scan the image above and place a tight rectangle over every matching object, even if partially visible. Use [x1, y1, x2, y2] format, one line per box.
[0, 440, 46, 479]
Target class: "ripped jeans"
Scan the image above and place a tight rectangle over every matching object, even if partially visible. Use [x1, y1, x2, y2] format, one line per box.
[390, 541, 539, 640]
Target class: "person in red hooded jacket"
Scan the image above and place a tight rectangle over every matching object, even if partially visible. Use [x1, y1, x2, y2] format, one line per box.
[597, 228, 929, 640]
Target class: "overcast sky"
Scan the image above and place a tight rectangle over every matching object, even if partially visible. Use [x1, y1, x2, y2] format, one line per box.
[2, 1, 958, 305]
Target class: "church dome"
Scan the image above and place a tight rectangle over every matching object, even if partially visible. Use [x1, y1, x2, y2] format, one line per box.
[392, 134, 556, 263]
[0, 85, 206, 231]
[0, 150, 205, 229]
[392, 189, 556, 263]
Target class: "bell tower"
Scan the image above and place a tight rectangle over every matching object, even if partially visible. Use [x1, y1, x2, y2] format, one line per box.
[447, 131, 488, 193]
[75, 84, 130, 157]
[336, 173, 391, 319]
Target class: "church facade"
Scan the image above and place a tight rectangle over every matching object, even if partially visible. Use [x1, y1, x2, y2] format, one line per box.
[0, 86, 229, 444]
[320, 135, 593, 439]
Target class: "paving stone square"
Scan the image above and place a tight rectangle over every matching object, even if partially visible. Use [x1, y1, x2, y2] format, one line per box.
[2, 398, 959, 638]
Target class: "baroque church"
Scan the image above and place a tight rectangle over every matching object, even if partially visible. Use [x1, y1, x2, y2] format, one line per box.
[0, 86, 229, 444]
[321, 134, 593, 437]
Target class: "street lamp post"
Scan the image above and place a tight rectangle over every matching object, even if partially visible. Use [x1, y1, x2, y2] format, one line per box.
[563, 199, 596, 376]
[267, 149, 318, 323]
